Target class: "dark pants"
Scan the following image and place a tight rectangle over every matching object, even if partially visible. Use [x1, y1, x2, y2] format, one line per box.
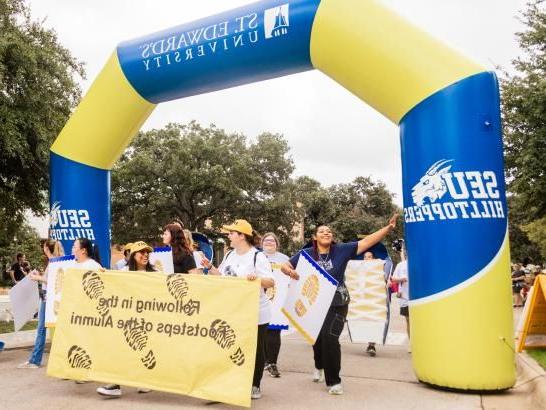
[253, 324, 268, 388]
[266, 328, 281, 364]
[313, 304, 349, 386]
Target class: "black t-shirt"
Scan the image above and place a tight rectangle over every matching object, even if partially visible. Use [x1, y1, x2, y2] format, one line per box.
[512, 270, 525, 283]
[173, 251, 197, 274]
[11, 262, 25, 281]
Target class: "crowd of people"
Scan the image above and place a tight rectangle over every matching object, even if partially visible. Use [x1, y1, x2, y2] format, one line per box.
[3, 213, 423, 401]
[511, 261, 545, 307]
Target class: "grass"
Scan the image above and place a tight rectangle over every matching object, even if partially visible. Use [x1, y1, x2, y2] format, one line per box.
[0, 320, 38, 334]
[527, 349, 546, 370]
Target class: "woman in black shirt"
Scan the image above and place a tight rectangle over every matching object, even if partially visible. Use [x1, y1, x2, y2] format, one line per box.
[162, 223, 198, 274]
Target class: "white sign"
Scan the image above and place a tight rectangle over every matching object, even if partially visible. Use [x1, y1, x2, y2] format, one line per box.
[45, 255, 76, 327]
[282, 251, 337, 344]
[149, 247, 174, 274]
[345, 260, 388, 344]
[9, 275, 40, 331]
[267, 263, 290, 330]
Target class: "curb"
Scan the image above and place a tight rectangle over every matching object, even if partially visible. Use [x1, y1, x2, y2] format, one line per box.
[516, 352, 546, 409]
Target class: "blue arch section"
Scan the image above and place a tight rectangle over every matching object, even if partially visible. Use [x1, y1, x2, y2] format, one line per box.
[50, 153, 111, 266]
[117, 0, 321, 103]
[400, 72, 507, 300]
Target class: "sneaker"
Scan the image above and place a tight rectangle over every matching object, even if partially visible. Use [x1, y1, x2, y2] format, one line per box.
[17, 361, 39, 369]
[366, 343, 376, 357]
[251, 386, 262, 399]
[97, 384, 122, 397]
[137, 387, 152, 393]
[268, 363, 281, 378]
[312, 368, 324, 383]
[264, 362, 271, 371]
[328, 383, 344, 395]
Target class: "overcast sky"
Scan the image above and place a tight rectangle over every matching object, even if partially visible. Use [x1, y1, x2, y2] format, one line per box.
[27, 0, 529, 236]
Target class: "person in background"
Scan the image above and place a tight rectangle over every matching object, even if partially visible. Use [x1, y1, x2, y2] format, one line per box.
[511, 263, 526, 307]
[162, 224, 198, 274]
[281, 215, 398, 395]
[363, 251, 378, 357]
[9, 253, 27, 283]
[391, 246, 410, 352]
[261, 232, 289, 378]
[97, 241, 154, 397]
[201, 219, 274, 400]
[18, 239, 64, 369]
[183, 229, 205, 274]
[113, 243, 133, 270]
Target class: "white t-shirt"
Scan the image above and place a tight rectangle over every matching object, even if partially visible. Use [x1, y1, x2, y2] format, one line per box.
[218, 247, 274, 325]
[75, 258, 102, 271]
[392, 260, 409, 307]
[113, 258, 127, 270]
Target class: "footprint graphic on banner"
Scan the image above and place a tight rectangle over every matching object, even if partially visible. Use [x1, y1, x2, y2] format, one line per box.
[166, 274, 189, 301]
[295, 274, 320, 317]
[67, 345, 92, 369]
[122, 321, 157, 370]
[81, 270, 109, 316]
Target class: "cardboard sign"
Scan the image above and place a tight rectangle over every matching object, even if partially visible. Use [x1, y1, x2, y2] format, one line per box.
[345, 259, 389, 344]
[281, 251, 337, 344]
[149, 247, 174, 274]
[9, 275, 40, 331]
[517, 275, 546, 352]
[45, 255, 76, 327]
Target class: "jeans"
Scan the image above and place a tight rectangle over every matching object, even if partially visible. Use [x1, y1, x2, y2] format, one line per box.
[29, 300, 46, 365]
[313, 304, 349, 386]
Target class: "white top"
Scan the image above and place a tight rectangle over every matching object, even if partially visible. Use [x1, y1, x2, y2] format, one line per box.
[113, 258, 127, 270]
[218, 247, 274, 325]
[392, 260, 409, 307]
[75, 258, 102, 271]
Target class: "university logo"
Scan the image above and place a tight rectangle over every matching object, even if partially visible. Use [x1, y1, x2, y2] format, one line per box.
[404, 159, 504, 224]
[264, 4, 289, 39]
[49, 201, 95, 241]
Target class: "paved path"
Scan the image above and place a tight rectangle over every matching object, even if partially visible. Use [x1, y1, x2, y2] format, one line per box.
[0, 302, 538, 409]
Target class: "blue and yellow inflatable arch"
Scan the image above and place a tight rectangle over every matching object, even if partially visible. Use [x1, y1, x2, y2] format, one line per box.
[49, 0, 515, 390]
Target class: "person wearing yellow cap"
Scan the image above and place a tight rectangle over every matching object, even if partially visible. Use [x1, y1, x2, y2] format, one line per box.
[97, 241, 154, 398]
[201, 219, 274, 400]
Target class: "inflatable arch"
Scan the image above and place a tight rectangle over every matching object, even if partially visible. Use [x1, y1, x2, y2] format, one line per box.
[49, 0, 515, 390]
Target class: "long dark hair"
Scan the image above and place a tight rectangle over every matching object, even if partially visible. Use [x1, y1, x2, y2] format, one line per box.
[164, 224, 192, 257]
[77, 238, 101, 265]
[127, 252, 156, 272]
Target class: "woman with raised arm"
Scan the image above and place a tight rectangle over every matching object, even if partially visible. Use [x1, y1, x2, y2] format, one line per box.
[281, 214, 398, 395]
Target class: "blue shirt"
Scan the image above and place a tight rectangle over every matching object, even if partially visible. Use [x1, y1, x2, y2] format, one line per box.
[289, 242, 359, 284]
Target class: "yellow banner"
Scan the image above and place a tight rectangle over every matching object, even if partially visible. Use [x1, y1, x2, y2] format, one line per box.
[47, 269, 259, 407]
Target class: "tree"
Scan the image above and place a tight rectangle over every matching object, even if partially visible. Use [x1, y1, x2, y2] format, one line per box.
[0, 0, 84, 222]
[501, 0, 545, 262]
[110, 122, 296, 245]
[327, 177, 403, 248]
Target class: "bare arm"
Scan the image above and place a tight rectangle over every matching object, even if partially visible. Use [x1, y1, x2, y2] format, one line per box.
[281, 262, 299, 280]
[357, 213, 398, 255]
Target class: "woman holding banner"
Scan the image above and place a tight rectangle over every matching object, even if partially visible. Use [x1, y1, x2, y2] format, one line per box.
[201, 219, 274, 400]
[97, 241, 155, 397]
[17, 239, 64, 369]
[261, 232, 289, 378]
[281, 214, 398, 395]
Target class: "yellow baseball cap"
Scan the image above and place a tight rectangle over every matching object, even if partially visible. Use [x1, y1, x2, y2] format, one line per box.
[221, 219, 253, 236]
[129, 241, 153, 255]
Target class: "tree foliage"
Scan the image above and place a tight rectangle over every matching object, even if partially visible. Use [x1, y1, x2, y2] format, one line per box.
[111, 122, 295, 245]
[0, 0, 84, 221]
[501, 0, 546, 262]
[111, 122, 401, 255]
